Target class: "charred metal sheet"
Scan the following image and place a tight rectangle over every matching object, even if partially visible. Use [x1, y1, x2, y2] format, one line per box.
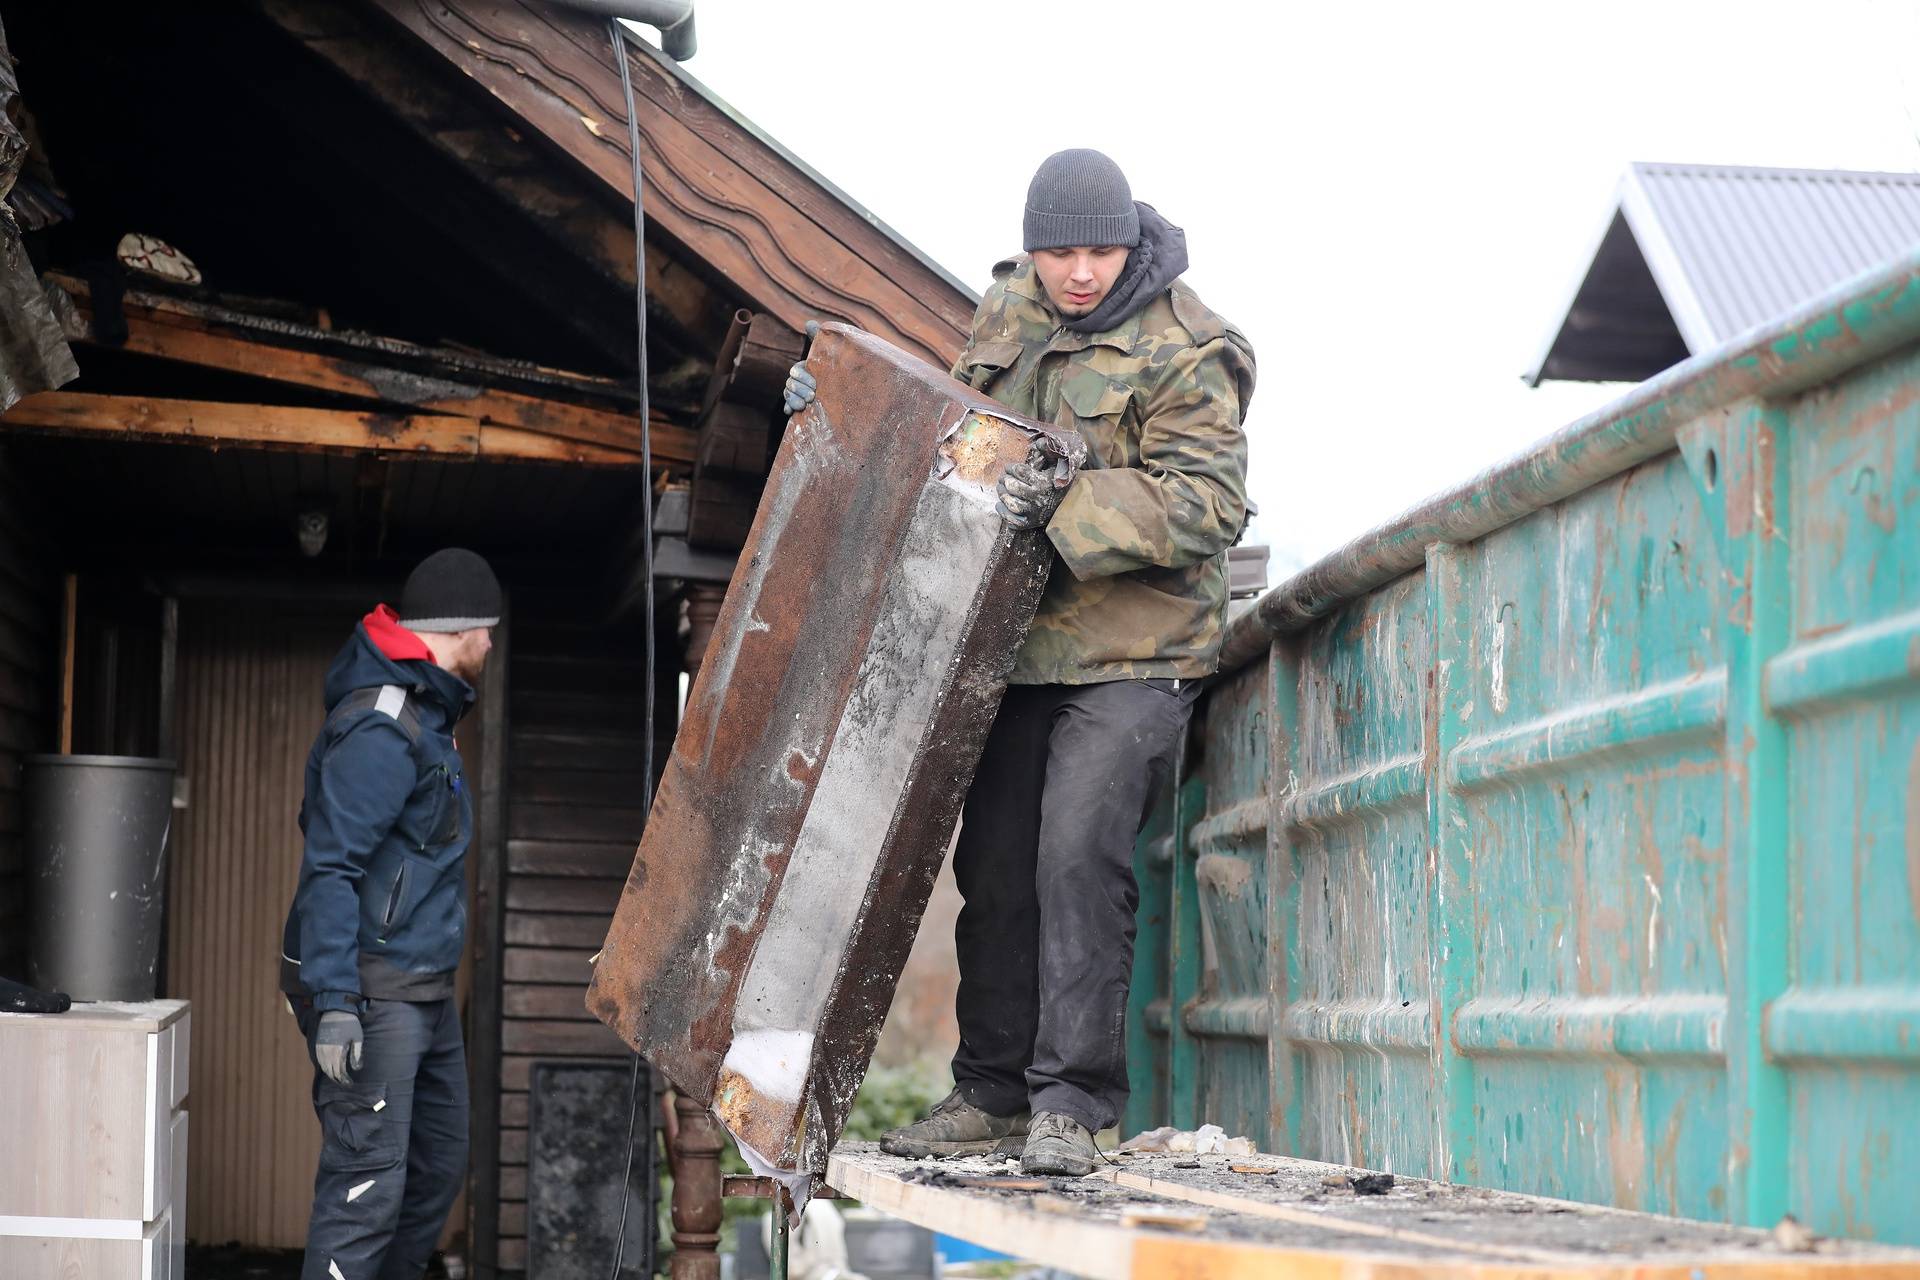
[588, 323, 1084, 1174]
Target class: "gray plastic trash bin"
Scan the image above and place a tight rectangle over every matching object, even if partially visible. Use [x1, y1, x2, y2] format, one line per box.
[25, 754, 177, 1001]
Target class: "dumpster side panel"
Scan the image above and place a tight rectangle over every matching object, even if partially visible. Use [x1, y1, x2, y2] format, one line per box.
[1446, 450, 1731, 1220]
[1775, 345, 1920, 1240]
[1282, 574, 1438, 1177]
[1184, 659, 1270, 1144]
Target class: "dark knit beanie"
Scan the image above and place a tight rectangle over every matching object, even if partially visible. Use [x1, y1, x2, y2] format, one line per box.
[1023, 149, 1141, 251]
[399, 548, 502, 633]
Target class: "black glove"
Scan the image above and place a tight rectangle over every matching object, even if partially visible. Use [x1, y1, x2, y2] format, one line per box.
[996, 445, 1071, 531]
[315, 1010, 364, 1085]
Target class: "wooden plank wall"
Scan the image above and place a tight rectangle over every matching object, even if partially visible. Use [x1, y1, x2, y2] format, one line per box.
[495, 617, 660, 1274]
[0, 448, 57, 980]
[167, 600, 346, 1246]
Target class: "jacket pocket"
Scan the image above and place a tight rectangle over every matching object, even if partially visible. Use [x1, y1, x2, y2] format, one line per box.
[1059, 376, 1134, 467]
[427, 765, 461, 846]
[315, 1079, 401, 1173]
[380, 863, 409, 932]
[957, 340, 1023, 392]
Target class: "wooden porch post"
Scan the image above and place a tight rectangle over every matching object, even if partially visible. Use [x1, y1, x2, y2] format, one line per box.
[669, 1094, 724, 1280]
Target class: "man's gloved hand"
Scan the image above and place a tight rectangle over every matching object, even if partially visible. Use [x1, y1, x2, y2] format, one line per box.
[996, 444, 1071, 531]
[782, 322, 824, 416]
[315, 1010, 364, 1085]
[782, 361, 816, 415]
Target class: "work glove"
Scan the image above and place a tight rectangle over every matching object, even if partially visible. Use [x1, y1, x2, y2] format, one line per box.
[996, 443, 1072, 531]
[782, 361, 816, 415]
[314, 1010, 364, 1085]
[782, 321, 823, 416]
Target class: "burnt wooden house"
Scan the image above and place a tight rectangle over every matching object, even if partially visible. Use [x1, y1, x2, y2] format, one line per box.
[0, 3, 972, 1273]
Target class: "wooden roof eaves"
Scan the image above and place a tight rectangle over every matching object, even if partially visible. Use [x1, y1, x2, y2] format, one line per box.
[371, 0, 975, 371]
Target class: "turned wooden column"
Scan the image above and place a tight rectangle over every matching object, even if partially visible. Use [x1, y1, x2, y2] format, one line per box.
[669, 1093, 725, 1280]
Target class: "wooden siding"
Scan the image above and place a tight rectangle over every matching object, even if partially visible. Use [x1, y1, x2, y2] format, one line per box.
[494, 620, 658, 1275]
[166, 601, 345, 1247]
[0, 450, 56, 979]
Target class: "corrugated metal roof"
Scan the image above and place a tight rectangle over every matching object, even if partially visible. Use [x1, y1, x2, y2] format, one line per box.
[1627, 162, 1920, 349]
[1528, 163, 1920, 385]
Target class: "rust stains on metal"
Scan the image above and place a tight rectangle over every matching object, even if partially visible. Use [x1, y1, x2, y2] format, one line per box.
[586, 323, 1082, 1173]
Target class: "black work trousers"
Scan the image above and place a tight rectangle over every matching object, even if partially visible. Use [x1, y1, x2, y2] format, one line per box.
[951, 679, 1194, 1133]
[293, 995, 469, 1280]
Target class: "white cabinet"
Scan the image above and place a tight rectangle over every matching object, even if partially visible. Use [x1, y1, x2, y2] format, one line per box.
[0, 1000, 191, 1280]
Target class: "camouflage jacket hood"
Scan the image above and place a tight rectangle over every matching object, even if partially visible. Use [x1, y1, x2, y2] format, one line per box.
[953, 254, 1255, 684]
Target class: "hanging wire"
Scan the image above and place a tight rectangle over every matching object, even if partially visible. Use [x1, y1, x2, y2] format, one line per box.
[608, 15, 656, 1280]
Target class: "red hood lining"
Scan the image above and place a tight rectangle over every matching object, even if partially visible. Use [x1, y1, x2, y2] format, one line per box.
[364, 605, 437, 666]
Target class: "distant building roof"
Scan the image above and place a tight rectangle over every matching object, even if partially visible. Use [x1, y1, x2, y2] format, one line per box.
[1526, 162, 1920, 385]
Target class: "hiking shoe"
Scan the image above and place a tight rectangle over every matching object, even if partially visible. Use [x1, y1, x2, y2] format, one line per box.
[1020, 1111, 1097, 1177]
[880, 1089, 1029, 1158]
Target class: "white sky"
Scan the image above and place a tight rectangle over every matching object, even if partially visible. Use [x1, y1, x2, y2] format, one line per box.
[667, 0, 1920, 576]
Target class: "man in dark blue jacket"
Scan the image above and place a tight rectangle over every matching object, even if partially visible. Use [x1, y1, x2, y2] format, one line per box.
[280, 548, 500, 1280]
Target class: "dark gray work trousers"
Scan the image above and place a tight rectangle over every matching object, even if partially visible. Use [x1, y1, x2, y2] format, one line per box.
[294, 995, 469, 1280]
[951, 679, 1194, 1134]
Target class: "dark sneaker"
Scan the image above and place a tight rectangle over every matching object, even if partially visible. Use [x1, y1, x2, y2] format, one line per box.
[1020, 1111, 1096, 1177]
[880, 1089, 1029, 1158]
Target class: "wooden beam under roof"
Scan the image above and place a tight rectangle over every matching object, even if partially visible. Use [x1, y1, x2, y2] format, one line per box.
[0, 393, 655, 466]
[61, 286, 696, 461]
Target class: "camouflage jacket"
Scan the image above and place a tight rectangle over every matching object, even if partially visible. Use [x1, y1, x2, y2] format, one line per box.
[953, 255, 1255, 684]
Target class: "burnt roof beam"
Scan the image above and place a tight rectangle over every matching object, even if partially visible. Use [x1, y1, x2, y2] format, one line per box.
[56, 278, 697, 460]
[0, 391, 654, 466]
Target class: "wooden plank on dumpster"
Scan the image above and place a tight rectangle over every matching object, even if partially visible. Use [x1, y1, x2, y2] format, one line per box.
[824, 1145, 1920, 1280]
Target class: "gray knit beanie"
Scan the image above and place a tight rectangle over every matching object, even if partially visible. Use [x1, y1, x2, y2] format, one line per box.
[1023, 149, 1140, 251]
[400, 547, 502, 633]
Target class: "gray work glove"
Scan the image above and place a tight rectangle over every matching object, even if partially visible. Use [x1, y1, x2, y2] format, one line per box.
[782, 361, 816, 415]
[315, 1010, 364, 1085]
[996, 444, 1071, 531]
[782, 321, 823, 416]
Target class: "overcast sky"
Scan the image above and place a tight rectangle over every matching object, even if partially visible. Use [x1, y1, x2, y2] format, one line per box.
[666, 0, 1920, 576]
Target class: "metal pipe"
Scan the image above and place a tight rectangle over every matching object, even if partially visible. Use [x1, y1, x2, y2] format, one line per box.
[549, 0, 695, 59]
[1214, 246, 1920, 674]
[770, 1194, 790, 1280]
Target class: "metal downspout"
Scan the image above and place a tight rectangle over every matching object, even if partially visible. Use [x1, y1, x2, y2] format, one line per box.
[550, 0, 696, 59]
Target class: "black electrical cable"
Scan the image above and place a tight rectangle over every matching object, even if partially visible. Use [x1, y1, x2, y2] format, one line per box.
[609, 16, 656, 1280]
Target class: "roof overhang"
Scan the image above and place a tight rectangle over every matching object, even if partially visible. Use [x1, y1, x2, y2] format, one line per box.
[1524, 171, 1696, 387]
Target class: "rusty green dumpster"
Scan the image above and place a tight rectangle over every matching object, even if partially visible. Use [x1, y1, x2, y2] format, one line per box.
[1130, 246, 1920, 1245]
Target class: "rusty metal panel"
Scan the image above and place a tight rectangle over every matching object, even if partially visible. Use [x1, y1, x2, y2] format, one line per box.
[1142, 249, 1920, 1245]
[587, 324, 1082, 1174]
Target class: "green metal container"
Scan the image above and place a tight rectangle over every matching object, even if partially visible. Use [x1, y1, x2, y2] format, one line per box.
[1129, 247, 1920, 1245]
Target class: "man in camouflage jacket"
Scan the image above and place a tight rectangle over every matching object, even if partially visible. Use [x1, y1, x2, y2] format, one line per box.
[788, 149, 1254, 1175]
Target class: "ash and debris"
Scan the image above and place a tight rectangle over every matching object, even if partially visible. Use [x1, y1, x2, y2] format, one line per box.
[833, 1143, 1920, 1264]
